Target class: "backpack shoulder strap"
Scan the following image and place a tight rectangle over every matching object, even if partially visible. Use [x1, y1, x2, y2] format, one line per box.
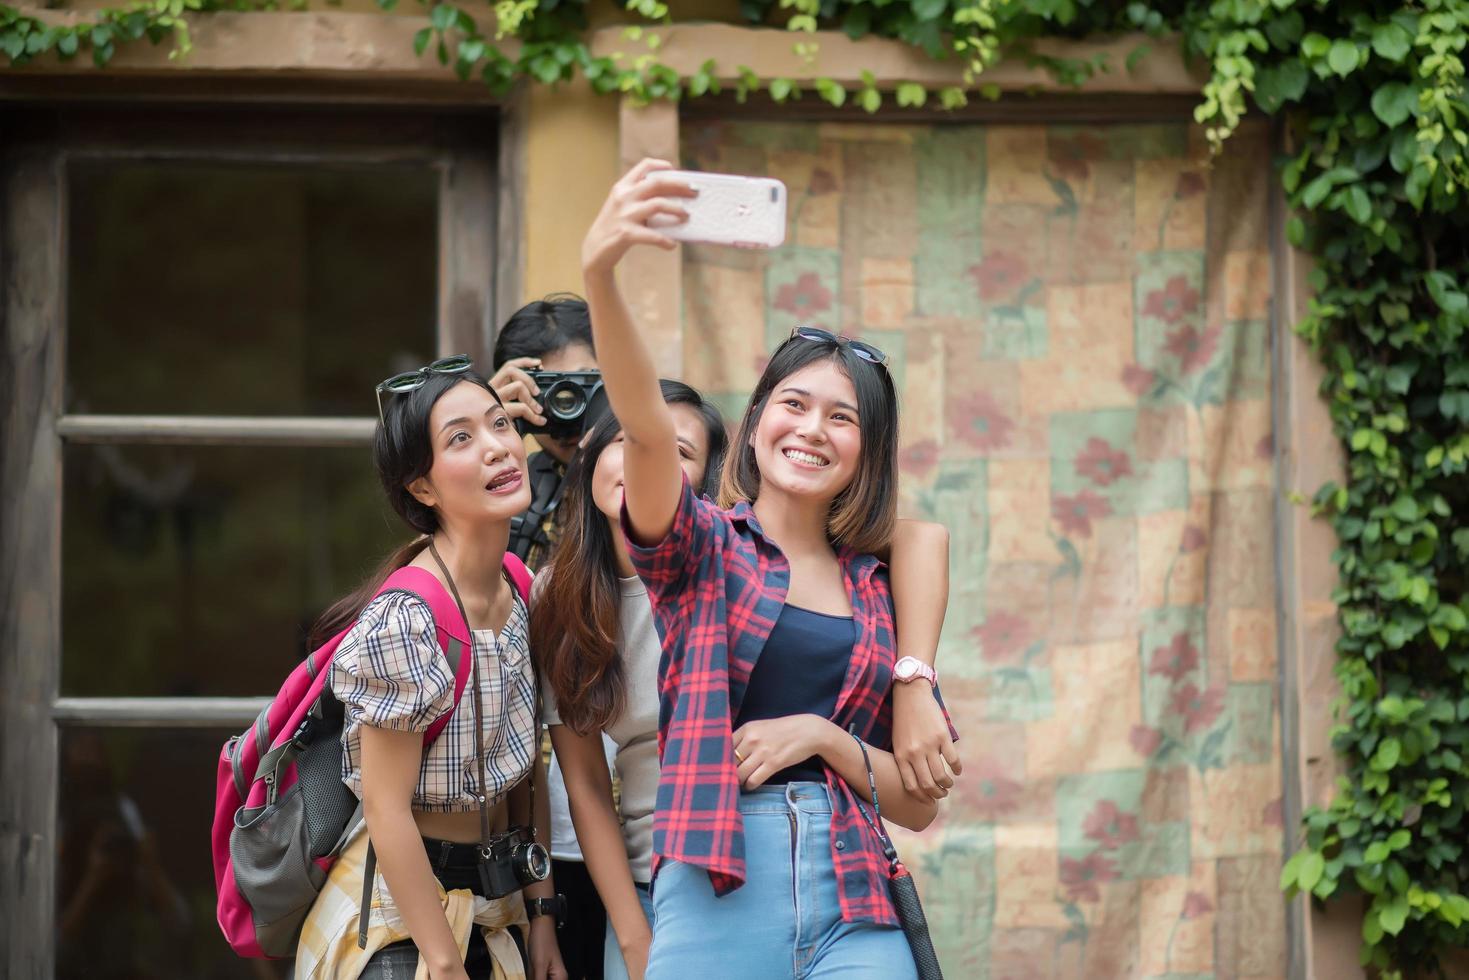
[377, 566, 471, 748]
[502, 552, 533, 607]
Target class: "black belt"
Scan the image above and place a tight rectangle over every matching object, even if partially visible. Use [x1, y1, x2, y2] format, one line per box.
[423, 835, 483, 870]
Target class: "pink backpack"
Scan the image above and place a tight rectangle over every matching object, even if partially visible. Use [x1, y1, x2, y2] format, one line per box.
[212, 556, 533, 958]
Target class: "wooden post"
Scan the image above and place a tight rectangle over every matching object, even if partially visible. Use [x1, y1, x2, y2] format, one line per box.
[0, 145, 64, 980]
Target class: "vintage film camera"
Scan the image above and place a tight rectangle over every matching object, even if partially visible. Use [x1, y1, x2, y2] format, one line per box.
[477, 825, 551, 899]
[519, 370, 608, 441]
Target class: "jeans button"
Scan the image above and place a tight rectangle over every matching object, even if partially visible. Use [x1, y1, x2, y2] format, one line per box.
[835, 840, 846, 850]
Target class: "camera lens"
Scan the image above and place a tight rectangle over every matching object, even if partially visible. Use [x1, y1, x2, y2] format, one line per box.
[545, 382, 586, 420]
[514, 841, 551, 885]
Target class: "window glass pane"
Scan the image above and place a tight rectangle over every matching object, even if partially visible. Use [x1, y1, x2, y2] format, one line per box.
[66, 161, 438, 417]
[57, 727, 292, 980]
[62, 443, 405, 696]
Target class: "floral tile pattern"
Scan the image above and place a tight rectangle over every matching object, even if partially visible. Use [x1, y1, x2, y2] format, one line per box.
[680, 118, 1285, 979]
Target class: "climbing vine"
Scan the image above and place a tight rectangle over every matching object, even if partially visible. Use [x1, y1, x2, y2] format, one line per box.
[5, 0, 1469, 973]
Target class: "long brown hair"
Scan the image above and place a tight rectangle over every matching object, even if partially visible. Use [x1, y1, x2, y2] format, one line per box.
[308, 367, 502, 649]
[531, 380, 726, 734]
[718, 337, 898, 555]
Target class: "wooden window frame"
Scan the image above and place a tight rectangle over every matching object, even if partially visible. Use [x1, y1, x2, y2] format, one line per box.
[0, 103, 517, 976]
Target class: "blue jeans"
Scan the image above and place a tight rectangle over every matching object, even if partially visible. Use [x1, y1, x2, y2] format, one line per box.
[645, 782, 916, 980]
[602, 883, 655, 980]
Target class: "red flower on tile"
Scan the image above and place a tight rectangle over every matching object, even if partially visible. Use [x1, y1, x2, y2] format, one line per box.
[1129, 724, 1164, 757]
[1122, 363, 1159, 397]
[955, 757, 1024, 822]
[1256, 433, 1275, 460]
[1082, 800, 1141, 850]
[1165, 324, 1221, 375]
[1149, 632, 1200, 682]
[1060, 851, 1119, 903]
[1074, 436, 1134, 487]
[808, 167, 837, 196]
[1051, 489, 1112, 538]
[1179, 525, 1207, 553]
[1181, 891, 1214, 920]
[974, 611, 1033, 665]
[773, 272, 833, 316]
[1174, 171, 1207, 199]
[1262, 797, 1285, 828]
[1050, 156, 1090, 183]
[949, 391, 1016, 453]
[967, 252, 1029, 302]
[1170, 683, 1226, 734]
[1142, 275, 1201, 325]
[899, 440, 941, 478]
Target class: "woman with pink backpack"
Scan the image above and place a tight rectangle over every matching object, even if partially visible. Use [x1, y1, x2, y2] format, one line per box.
[287, 358, 568, 980]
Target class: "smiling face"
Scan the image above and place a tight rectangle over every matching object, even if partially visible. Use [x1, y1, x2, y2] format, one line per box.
[590, 403, 713, 519]
[749, 358, 862, 506]
[408, 380, 532, 524]
[536, 342, 600, 464]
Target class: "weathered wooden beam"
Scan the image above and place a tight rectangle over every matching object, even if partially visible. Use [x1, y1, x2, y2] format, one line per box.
[52, 697, 271, 728]
[57, 414, 375, 446]
[1, 144, 64, 980]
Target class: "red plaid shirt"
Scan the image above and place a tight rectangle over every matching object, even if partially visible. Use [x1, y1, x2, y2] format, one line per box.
[626, 478, 932, 927]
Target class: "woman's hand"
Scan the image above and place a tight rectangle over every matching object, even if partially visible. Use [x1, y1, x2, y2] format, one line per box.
[619, 932, 651, 980]
[489, 356, 545, 426]
[892, 681, 960, 800]
[581, 158, 697, 277]
[529, 915, 568, 980]
[731, 714, 836, 790]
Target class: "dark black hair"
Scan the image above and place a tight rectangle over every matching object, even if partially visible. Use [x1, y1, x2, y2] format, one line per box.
[493, 293, 596, 368]
[310, 370, 501, 646]
[718, 337, 898, 554]
[531, 379, 726, 733]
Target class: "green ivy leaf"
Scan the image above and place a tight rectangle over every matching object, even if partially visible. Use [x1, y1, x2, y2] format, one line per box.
[1297, 851, 1326, 893]
[1380, 895, 1410, 936]
[1327, 39, 1360, 76]
[1373, 737, 1402, 771]
[429, 4, 455, 32]
[413, 26, 431, 57]
[1255, 60, 1308, 113]
[912, 0, 946, 21]
[1371, 82, 1417, 127]
[1371, 22, 1413, 62]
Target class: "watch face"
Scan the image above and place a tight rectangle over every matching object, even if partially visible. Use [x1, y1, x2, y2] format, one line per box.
[895, 658, 916, 680]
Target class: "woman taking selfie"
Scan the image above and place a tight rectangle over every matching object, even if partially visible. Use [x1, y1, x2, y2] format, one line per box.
[295, 359, 566, 980]
[578, 160, 958, 979]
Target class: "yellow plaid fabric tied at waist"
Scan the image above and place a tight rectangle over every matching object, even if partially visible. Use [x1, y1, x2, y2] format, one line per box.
[295, 823, 528, 980]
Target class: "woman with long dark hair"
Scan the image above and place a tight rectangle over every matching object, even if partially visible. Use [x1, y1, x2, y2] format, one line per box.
[530, 380, 726, 980]
[296, 360, 566, 980]
[577, 161, 959, 979]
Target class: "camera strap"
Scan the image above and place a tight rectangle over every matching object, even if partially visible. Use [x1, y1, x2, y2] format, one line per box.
[428, 541, 496, 853]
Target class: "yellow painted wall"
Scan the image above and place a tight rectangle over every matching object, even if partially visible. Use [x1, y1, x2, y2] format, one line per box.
[521, 79, 620, 302]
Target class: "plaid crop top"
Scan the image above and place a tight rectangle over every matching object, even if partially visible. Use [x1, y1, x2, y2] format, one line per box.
[329, 591, 538, 812]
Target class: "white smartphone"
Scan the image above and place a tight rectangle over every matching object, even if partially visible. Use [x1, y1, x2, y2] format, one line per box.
[648, 170, 787, 249]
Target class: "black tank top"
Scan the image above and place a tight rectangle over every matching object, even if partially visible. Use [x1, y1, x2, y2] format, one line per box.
[733, 604, 858, 784]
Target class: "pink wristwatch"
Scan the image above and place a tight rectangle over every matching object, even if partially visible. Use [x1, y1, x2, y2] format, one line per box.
[893, 656, 938, 686]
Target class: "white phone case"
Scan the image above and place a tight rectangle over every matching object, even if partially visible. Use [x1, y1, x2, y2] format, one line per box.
[649, 170, 787, 249]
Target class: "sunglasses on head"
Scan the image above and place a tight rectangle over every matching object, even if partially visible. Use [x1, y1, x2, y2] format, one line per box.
[374, 354, 473, 424]
[789, 326, 889, 368]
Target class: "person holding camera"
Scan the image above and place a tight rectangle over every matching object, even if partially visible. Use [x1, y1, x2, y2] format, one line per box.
[488, 294, 605, 572]
[489, 294, 618, 980]
[295, 360, 566, 980]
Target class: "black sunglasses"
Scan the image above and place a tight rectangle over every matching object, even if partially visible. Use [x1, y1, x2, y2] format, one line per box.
[375, 354, 473, 424]
[790, 326, 889, 368]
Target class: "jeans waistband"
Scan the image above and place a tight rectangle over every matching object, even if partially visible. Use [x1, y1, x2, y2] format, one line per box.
[738, 781, 832, 816]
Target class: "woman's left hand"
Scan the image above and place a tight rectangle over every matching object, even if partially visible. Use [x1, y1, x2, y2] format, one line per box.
[732, 714, 834, 790]
[528, 915, 567, 980]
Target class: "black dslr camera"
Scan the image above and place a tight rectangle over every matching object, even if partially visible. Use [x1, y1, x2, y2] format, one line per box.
[476, 825, 551, 899]
[519, 370, 609, 441]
